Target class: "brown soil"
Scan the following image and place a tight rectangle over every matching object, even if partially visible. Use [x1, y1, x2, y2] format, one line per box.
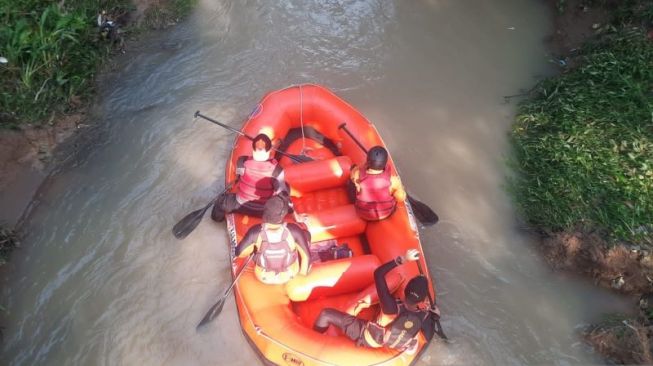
[584, 317, 653, 365]
[541, 232, 653, 295]
[540, 232, 653, 364]
[0, 112, 86, 225]
[0, 0, 171, 226]
[545, 0, 611, 58]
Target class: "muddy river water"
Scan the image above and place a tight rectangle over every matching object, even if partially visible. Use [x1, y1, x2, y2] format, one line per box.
[1, 1, 633, 365]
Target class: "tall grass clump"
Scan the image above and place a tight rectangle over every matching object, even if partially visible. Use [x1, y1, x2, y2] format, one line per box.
[509, 32, 653, 246]
[0, 0, 130, 128]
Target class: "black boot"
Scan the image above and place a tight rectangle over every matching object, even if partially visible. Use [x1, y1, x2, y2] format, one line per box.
[211, 195, 226, 222]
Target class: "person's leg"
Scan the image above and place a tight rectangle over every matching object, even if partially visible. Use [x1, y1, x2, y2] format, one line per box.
[213, 194, 266, 220]
[211, 193, 233, 222]
[235, 200, 265, 217]
[313, 308, 365, 342]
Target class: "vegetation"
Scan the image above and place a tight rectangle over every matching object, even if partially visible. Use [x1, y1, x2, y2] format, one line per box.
[509, 3, 653, 246]
[143, 0, 197, 30]
[0, 0, 132, 127]
[0, 0, 197, 129]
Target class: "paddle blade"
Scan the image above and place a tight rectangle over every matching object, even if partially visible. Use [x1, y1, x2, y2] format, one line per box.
[407, 194, 439, 226]
[172, 202, 213, 240]
[197, 298, 226, 329]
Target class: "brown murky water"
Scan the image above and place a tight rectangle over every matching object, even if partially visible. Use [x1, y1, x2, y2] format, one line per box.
[1, 1, 633, 365]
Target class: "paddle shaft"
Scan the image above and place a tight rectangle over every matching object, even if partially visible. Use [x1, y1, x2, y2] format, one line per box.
[172, 181, 235, 240]
[223, 253, 254, 300]
[197, 253, 255, 328]
[194, 111, 310, 163]
[338, 123, 369, 153]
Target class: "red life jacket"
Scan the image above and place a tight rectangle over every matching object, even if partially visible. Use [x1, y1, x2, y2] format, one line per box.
[355, 166, 396, 220]
[255, 224, 298, 274]
[237, 158, 280, 203]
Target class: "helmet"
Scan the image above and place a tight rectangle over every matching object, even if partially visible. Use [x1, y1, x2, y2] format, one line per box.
[263, 195, 288, 224]
[252, 134, 272, 152]
[404, 275, 428, 305]
[366, 146, 388, 170]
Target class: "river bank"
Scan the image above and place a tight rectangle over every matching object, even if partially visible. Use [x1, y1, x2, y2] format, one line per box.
[0, 0, 195, 235]
[512, 0, 653, 363]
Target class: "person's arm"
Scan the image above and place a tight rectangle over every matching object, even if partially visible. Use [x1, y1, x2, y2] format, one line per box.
[235, 156, 248, 178]
[390, 175, 406, 202]
[287, 223, 311, 275]
[374, 258, 400, 315]
[375, 249, 421, 315]
[235, 225, 261, 257]
[350, 166, 361, 192]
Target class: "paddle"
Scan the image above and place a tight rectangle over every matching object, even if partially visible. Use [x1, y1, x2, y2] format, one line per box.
[416, 260, 449, 342]
[172, 183, 233, 240]
[197, 253, 255, 329]
[337, 123, 439, 226]
[194, 111, 313, 164]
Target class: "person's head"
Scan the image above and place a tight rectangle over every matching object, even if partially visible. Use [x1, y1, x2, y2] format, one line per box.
[262, 195, 288, 224]
[366, 146, 388, 171]
[404, 275, 428, 306]
[252, 134, 273, 161]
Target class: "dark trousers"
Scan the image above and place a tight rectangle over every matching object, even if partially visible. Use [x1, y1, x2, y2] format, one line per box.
[211, 193, 265, 222]
[313, 308, 367, 342]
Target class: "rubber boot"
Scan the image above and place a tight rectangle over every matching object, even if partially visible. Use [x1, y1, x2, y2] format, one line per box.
[211, 196, 226, 222]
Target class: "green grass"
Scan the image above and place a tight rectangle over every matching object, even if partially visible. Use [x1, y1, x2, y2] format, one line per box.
[0, 0, 130, 127]
[0, 0, 197, 128]
[508, 29, 653, 246]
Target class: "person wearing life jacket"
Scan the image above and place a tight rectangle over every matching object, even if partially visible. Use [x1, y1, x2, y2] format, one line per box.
[350, 146, 406, 221]
[312, 249, 440, 354]
[235, 195, 311, 285]
[212, 133, 287, 222]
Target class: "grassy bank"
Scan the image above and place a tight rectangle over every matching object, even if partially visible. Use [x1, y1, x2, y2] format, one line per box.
[0, 0, 133, 127]
[509, 1, 653, 247]
[0, 0, 196, 129]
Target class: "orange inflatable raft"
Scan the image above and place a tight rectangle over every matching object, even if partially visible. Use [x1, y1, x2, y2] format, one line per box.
[223, 84, 438, 366]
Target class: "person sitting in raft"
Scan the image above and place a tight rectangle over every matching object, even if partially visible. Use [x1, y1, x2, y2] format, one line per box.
[313, 249, 440, 354]
[350, 146, 406, 221]
[235, 195, 311, 285]
[212, 133, 287, 222]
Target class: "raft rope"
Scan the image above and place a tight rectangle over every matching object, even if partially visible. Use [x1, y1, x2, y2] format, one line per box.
[299, 84, 306, 156]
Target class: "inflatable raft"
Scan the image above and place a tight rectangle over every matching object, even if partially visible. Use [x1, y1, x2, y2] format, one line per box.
[224, 84, 437, 366]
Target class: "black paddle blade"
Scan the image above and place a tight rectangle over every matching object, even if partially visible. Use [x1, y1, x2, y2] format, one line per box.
[197, 298, 226, 329]
[172, 201, 213, 240]
[407, 194, 439, 226]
